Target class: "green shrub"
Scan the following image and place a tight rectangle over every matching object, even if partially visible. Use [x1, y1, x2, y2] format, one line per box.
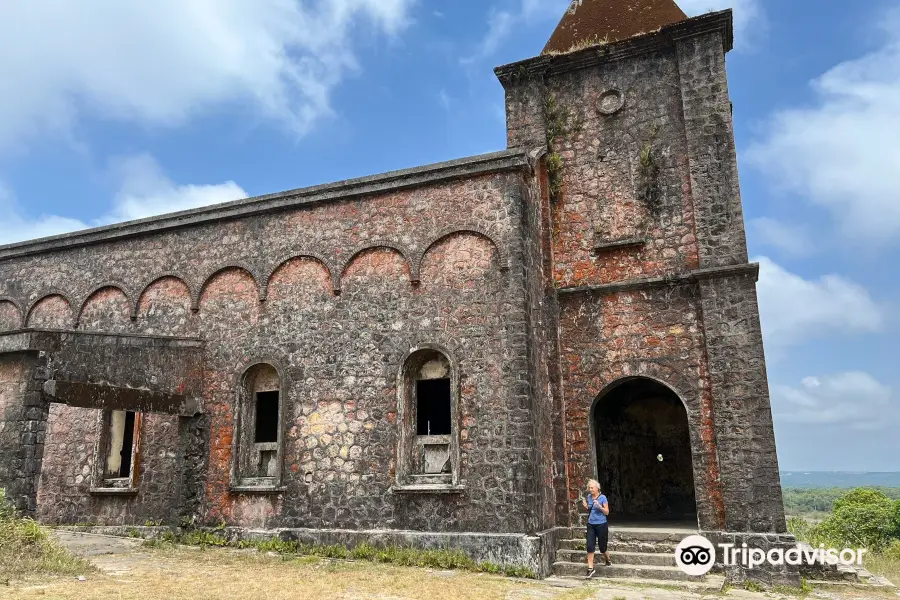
[478, 561, 502, 574]
[501, 564, 536, 579]
[892, 500, 900, 538]
[180, 529, 229, 548]
[255, 537, 299, 554]
[818, 488, 896, 552]
[349, 543, 378, 560]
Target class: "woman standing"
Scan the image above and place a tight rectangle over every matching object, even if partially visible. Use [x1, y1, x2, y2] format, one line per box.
[582, 479, 611, 578]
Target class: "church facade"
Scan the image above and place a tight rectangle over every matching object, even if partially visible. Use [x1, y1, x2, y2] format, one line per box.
[0, 1, 795, 583]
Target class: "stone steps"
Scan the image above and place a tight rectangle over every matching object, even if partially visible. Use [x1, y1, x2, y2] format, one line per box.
[552, 526, 710, 585]
[560, 526, 691, 543]
[551, 560, 704, 582]
[556, 549, 676, 567]
[545, 575, 726, 593]
[557, 538, 678, 553]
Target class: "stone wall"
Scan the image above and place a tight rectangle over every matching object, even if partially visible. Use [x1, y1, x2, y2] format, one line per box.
[35, 405, 183, 525]
[0, 351, 46, 513]
[519, 163, 568, 531]
[556, 286, 725, 530]
[0, 153, 552, 535]
[0, 330, 205, 522]
[497, 12, 785, 538]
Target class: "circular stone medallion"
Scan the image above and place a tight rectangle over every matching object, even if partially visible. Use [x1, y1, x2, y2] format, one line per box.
[597, 89, 625, 115]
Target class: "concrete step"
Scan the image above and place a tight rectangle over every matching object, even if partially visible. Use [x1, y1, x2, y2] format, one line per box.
[551, 560, 705, 582]
[557, 538, 677, 553]
[556, 549, 676, 567]
[545, 574, 726, 593]
[561, 526, 694, 544]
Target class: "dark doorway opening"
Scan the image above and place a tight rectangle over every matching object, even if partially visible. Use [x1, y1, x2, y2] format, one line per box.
[416, 378, 451, 435]
[254, 391, 280, 443]
[118, 411, 136, 478]
[593, 378, 697, 523]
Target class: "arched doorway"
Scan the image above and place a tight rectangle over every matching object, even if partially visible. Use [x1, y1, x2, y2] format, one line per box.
[592, 377, 697, 524]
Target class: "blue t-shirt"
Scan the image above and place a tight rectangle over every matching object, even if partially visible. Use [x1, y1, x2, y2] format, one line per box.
[586, 494, 608, 525]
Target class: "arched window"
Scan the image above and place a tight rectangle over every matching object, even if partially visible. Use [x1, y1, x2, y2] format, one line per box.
[396, 347, 460, 490]
[232, 363, 284, 491]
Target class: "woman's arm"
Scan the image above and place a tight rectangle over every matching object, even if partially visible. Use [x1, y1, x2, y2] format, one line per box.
[593, 497, 610, 515]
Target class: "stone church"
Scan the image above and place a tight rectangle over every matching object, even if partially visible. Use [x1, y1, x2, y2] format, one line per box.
[0, 0, 796, 585]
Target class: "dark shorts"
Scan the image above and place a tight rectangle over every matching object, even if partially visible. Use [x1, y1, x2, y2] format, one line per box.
[586, 522, 608, 553]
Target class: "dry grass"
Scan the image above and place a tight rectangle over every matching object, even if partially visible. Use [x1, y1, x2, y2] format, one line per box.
[0, 499, 95, 584]
[866, 552, 900, 586]
[0, 545, 593, 600]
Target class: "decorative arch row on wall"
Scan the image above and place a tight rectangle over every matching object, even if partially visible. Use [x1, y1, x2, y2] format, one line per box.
[0, 229, 510, 331]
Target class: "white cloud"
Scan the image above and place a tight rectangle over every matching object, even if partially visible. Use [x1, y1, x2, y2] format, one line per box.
[462, 0, 568, 63]
[749, 217, 815, 257]
[104, 154, 249, 223]
[746, 8, 900, 245]
[0, 0, 416, 149]
[677, 0, 761, 48]
[771, 372, 894, 430]
[0, 155, 248, 245]
[755, 256, 884, 352]
[0, 183, 89, 245]
[462, 8, 517, 64]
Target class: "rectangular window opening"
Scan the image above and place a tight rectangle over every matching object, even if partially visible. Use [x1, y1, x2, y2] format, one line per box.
[416, 378, 451, 436]
[105, 410, 136, 479]
[254, 391, 280, 443]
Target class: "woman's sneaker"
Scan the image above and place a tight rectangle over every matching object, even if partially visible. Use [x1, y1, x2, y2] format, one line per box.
[586, 567, 596, 578]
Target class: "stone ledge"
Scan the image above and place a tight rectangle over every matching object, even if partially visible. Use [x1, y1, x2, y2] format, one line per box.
[557, 263, 759, 297]
[228, 486, 286, 495]
[593, 237, 646, 253]
[89, 487, 138, 496]
[390, 484, 466, 494]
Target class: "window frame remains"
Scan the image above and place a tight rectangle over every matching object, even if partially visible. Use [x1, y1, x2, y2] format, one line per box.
[230, 360, 287, 493]
[91, 409, 142, 495]
[394, 345, 462, 493]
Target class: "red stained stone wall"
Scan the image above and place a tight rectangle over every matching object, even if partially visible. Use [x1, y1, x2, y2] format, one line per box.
[0, 168, 539, 532]
[78, 287, 132, 333]
[135, 277, 197, 338]
[26, 295, 74, 330]
[0, 301, 21, 332]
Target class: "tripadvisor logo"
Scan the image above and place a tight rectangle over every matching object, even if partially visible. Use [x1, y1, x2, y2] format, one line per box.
[674, 534, 869, 576]
[675, 535, 716, 576]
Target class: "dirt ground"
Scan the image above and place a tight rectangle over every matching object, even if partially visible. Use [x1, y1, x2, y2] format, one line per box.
[1, 532, 897, 600]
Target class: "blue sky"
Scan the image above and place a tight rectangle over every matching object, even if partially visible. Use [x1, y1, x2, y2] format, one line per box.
[0, 0, 897, 471]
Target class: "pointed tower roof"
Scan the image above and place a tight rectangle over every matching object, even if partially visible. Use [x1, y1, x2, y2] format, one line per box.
[543, 0, 688, 54]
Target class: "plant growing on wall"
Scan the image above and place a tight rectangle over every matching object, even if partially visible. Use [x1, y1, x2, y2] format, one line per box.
[637, 142, 661, 208]
[543, 92, 582, 201]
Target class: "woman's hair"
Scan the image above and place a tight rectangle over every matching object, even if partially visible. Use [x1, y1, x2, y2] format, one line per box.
[587, 479, 601, 492]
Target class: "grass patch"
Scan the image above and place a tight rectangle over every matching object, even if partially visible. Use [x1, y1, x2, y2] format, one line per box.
[865, 539, 900, 584]
[0, 488, 95, 583]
